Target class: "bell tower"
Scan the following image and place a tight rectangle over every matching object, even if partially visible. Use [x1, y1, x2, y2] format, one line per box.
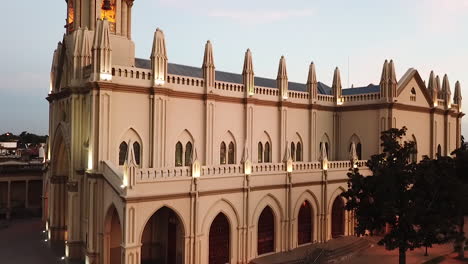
[66, 0, 134, 39]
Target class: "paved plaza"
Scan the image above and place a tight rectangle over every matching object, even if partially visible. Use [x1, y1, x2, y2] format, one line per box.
[0, 218, 80, 264]
[0, 218, 466, 264]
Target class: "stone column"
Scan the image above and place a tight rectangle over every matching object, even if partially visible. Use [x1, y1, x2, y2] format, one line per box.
[90, 0, 96, 30]
[122, 205, 140, 264]
[122, 245, 141, 264]
[127, 2, 133, 40]
[121, 1, 128, 38]
[86, 178, 98, 264]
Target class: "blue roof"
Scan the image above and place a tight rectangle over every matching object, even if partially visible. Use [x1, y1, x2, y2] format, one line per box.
[134, 58, 380, 95]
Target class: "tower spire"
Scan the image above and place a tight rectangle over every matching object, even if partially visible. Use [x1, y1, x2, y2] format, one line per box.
[307, 62, 318, 100]
[151, 28, 168, 86]
[427, 71, 438, 106]
[379, 59, 397, 101]
[332, 67, 342, 104]
[202, 40, 215, 91]
[388, 60, 397, 98]
[243, 49, 254, 96]
[441, 74, 452, 108]
[277, 56, 288, 100]
[454, 81, 462, 108]
[92, 19, 112, 81]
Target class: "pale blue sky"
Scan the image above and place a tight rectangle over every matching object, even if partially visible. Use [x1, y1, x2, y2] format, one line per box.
[0, 0, 467, 137]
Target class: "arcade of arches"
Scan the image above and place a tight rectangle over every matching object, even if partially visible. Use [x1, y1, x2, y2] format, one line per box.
[141, 207, 185, 264]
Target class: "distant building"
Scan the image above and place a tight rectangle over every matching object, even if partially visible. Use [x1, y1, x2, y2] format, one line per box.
[0, 159, 44, 220]
[45, 1, 464, 264]
[0, 142, 17, 155]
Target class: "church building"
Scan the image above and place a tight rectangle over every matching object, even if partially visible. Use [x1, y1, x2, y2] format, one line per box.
[44, 1, 464, 263]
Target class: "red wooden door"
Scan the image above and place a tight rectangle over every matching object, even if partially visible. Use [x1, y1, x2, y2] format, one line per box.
[298, 201, 312, 245]
[257, 207, 275, 255]
[331, 197, 345, 238]
[209, 213, 230, 264]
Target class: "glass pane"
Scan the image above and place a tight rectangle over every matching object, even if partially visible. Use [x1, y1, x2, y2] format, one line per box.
[119, 142, 127, 165]
[258, 143, 263, 163]
[185, 142, 193, 166]
[228, 142, 235, 164]
[133, 142, 141, 165]
[175, 142, 183, 167]
[220, 142, 226, 165]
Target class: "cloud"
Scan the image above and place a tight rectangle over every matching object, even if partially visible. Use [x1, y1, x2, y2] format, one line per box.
[208, 9, 314, 24]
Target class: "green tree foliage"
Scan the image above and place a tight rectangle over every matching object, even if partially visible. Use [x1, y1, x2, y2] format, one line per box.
[342, 127, 419, 264]
[451, 137, 468, 259]
[412, 156, 458, 256]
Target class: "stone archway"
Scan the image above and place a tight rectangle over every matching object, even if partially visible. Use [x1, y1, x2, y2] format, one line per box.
[141, 206, 185, 264]
[257, 206, 275, 255]
[48, 128, 70, 241]
[298, 200, 313, 245]
[209, 213, 230, 264]
[104, 205, 122, 264]
[331, 196, 345, 238]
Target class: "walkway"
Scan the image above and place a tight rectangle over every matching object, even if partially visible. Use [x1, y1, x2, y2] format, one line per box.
[0, 218, 81, 264]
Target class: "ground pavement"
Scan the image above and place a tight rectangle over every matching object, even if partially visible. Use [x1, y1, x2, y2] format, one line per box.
[347, 240, 467, 264]
[0, 218, 80, 264]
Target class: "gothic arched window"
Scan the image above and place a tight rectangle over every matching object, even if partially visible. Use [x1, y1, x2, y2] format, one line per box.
[356, 143, 362, 160]
[291, 142, 296, 161]
[133, 142, 141, 165]
[296, 142, 302, 162]
[119, 142, 128, 165]
[228, 142, 235, 164]
[175, 142, 183, 167]
[258, 142, 263, 163]
[185, 142, 193, 166]
[437, 144, 442, 157]
[264, 142, 271, 163]
[220, 142, 227, 165]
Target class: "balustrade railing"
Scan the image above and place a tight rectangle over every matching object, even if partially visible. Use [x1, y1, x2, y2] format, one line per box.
[103, 159, 368, 185]
[135, 166, 191, 183]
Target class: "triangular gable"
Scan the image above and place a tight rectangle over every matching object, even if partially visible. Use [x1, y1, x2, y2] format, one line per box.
[396, 68, 433, 106]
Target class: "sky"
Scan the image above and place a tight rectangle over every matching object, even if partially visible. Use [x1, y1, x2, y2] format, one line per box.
[0, 0, 467, 137]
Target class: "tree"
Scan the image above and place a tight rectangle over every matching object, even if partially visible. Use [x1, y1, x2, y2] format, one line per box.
[412, 156, 458, 256]
[342, 127, 419, 264]
[451, 137, 468, 259]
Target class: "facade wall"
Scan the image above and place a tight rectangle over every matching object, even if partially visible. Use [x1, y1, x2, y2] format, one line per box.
[44, 1, 464, 264]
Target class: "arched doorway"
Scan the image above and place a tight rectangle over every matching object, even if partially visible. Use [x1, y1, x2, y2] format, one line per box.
[209, 213, 230, 264]
[104, 206, 122, 264]
[49, 129, 69, 241]
[298, 201, 313, 245]
[141, 207, 185, 264]
[257, 206, 275, 255]
[331, 196, 345, 238]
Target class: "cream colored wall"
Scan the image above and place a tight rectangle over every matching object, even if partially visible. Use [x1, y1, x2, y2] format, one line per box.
[397, 78, 431, 108]
[166, 98, 205, 166]
[110, 91, 150, 167]
[339, 110, 380, 160]
[315, 111, 334, 159]
[394, 109, 431, 160]
[287, 108, 309, 161]
[253, 105, 280, 162]
[213, 102, 245, 164]
[434, 114, 445, 154]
